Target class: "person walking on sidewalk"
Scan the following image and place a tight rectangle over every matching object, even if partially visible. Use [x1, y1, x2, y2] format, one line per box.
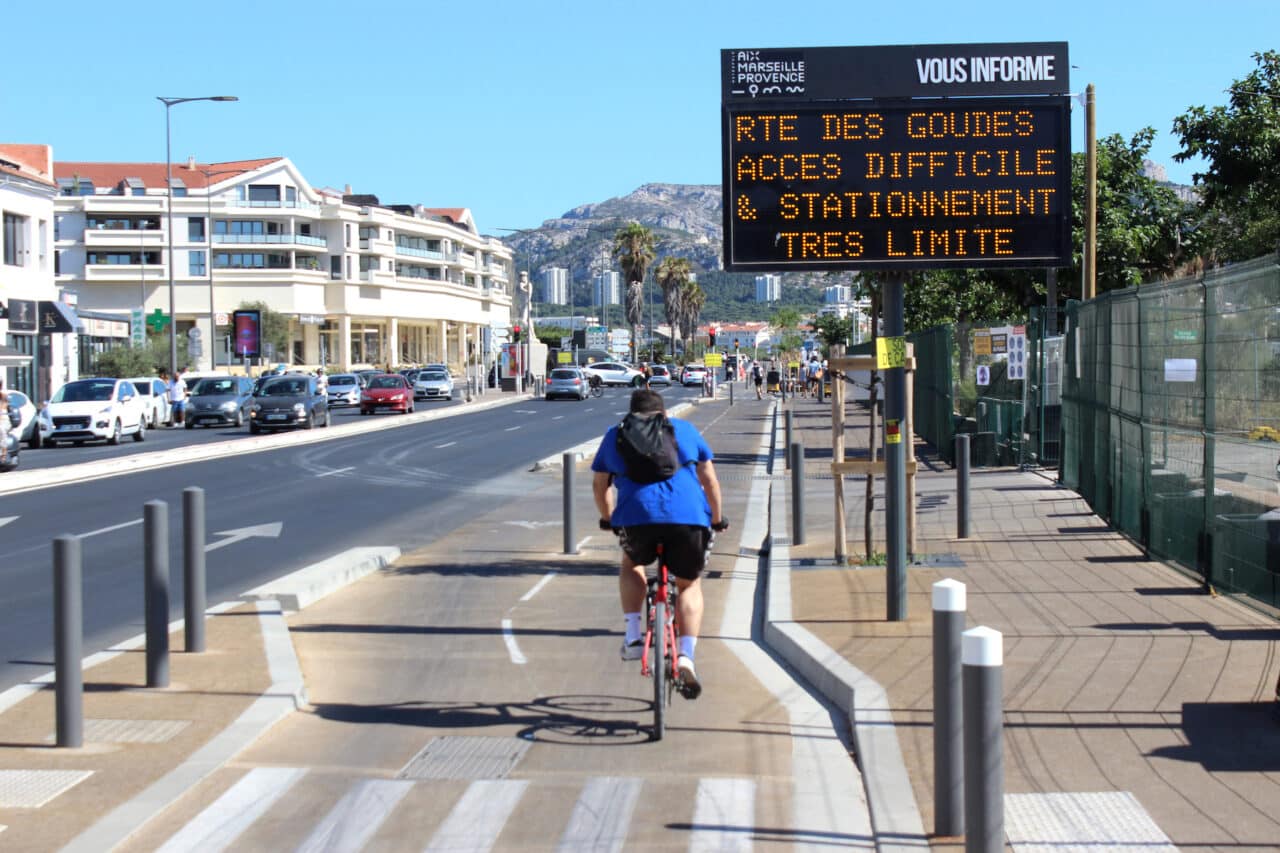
[751, 360, 764, 399]
[167, 368, 189, 428]
[591, 389, 727, 698]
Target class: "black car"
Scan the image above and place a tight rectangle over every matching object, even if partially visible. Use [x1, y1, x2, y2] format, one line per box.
[248, 375, 330, 433]
[186, 376, 255, 428]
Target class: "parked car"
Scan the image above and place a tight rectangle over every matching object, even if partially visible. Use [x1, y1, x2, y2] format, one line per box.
[648, 364, 673, 387]
[126, 377, 171, 428]
[2, 407, 20, 470]
[361, 374, 415, 415]
[187, 375, 255, 428]
[413, 368, 454, 402]
[326, 373, 363, 408]
[680, 364, 709, 387]
[422, 363, 449, 375]
[248, 375, 329, 433]
[4, 390, 52, 448]
[546, 366, 590, 401]
[45, 378, 148, 446]
[583, 361, 644, 387]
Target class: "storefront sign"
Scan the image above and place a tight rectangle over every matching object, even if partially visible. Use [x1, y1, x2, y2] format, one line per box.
[6, 299, 36, 333]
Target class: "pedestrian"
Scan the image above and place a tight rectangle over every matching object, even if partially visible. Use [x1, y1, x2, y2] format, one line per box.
[0, 380, 9, 464]
[751, 360, 764, 399]
[167, 368, 189, 427]
[315, 366, 328, 396]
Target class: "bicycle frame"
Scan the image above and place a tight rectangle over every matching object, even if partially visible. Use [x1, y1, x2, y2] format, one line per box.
[641, 551, 677, 680]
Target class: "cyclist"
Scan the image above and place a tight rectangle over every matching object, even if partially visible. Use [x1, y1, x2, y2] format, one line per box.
[592, 389, 726, 698]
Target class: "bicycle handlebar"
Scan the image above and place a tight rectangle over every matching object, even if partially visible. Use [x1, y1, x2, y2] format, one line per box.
[599, 518, 730, 533]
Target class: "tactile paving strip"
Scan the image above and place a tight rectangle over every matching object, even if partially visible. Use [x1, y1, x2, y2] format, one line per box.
[1005, 791, 1177, 852]
[397, 736, 531, 780]
[44, 718, 190, 745]
[0, 770, 94, 808]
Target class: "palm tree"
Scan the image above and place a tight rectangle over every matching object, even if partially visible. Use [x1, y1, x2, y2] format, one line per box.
[677, 280, 706, 356]
[654, 256, 692, 354]
[612, 222, 655, 362]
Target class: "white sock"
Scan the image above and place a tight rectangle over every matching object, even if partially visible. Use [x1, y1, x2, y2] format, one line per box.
[679, 635, 697, 660]
[624, 613, 642, 644]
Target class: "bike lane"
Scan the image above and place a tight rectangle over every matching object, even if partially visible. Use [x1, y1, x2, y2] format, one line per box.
[116, 392, 873, 851]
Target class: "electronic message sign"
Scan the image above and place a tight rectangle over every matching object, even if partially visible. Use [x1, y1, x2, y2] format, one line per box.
[721, 44, 1071, 272]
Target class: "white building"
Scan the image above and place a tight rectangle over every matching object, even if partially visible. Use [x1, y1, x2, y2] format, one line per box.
[755, 274, 781, 303]
[540, 267, 568, 305]
[593, 270, 620, 306]
[53, 157, 513, 372]
[824, 284, 850, 304]
[1, 143, 76, 401]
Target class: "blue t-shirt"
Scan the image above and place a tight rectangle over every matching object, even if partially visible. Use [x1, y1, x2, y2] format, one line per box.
[592, 416, 713, 527]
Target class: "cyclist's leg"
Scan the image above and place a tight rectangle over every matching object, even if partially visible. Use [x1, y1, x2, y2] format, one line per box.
[618, 528, 659, 658]
[672, 576, 703, 646]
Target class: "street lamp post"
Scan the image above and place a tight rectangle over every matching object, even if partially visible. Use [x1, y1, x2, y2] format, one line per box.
[158, 95, 237, 378]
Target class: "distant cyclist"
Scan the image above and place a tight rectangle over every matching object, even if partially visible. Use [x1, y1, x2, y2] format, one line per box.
[592, 389, 726, 698]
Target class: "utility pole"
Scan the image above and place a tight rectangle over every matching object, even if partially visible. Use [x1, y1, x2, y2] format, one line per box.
[1084, 83, 1097, 301]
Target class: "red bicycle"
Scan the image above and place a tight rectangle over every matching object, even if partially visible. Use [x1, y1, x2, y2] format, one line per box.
[643, 543, 684, 741]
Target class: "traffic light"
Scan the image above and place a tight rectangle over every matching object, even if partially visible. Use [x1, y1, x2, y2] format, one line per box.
[512, 324, 522, 339]
[708, 327, 716, 346]
[734, 338, 740, 349]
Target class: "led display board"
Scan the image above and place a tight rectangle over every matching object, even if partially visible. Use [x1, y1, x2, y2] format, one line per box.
[232, 309, 261, 358]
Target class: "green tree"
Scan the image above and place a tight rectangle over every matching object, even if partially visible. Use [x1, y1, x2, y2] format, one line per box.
[1174, 50, 1280, 262]
[91, 332, 187, 378]
[236, 301, 291, 362]
[676, 280, 706, 359]
[612, 222, 656, 361]
[811, 313, 853, 348]
[655, 255, 692, 351]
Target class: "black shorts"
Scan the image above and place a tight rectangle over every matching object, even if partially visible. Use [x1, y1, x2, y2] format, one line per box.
[619, 524, 712, 581]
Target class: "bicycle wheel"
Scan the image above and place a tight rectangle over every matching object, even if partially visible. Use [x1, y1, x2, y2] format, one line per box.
[652, 600, 667, 740]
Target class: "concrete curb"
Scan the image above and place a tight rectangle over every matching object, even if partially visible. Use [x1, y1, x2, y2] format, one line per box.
[0, 392, 529, 498]
[762, 415, 929, 851]
[241, 546, 401, 612]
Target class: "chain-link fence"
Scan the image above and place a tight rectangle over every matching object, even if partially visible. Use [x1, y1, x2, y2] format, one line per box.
[1062, 252, 1280, 611]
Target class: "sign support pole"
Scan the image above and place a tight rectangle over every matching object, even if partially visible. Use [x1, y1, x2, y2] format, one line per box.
[885, 273, 908, 621]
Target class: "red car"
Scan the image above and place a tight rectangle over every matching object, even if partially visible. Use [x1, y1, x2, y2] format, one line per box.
[360, 374, 415, 415]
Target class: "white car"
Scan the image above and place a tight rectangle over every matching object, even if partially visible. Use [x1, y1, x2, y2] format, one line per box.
[680, 364, 709, 387]
[326, 373, 363, 408]
[127, 376, 172, 427]
[45, 378, 148, 447]
[583, 362, 644, 387]
[4, 389, 52, 448]
[413, 368, 454, 401]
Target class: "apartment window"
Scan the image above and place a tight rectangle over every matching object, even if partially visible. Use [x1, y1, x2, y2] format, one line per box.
[214, 252, 288, 269]
[189, 217, 206, 241]
[330, 255, 342, 279]
[169, 178, 187, 198]
[345, 224, 352, 248]
[247, 184, 280, 203]
[3, 212, 28, 266]
[189, 250, 206, 276]
[38, 220, 48, 269]
[285, 186, 297, 205]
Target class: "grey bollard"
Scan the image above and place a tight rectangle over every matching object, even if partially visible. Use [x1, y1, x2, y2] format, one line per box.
[145, 500, 170, 688]
[791, 440, 805, 545]
[933, 579, 967, 837]
[54, 535, 83, 748]
[183, 487, 206, 653]
[963, 627, 1004, 853]
[563, 452, 577, 555]
[729, 382, 734, 406]
[785, 409, 794, 470]
[956, 433, 971, 539]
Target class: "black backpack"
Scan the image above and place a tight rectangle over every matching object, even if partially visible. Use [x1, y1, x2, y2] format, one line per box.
[616, 413, 681, 484]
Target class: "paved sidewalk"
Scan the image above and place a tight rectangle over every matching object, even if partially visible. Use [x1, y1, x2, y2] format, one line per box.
[771, 391, 1280, 851]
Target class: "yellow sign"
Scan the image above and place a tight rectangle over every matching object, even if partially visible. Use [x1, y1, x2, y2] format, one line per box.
[705, 352, 724, 367]
[974, 332, 992, 356]
[876, 336, 906, 370]
[557, 351, 573, 363]
[886, 418, 902, 444]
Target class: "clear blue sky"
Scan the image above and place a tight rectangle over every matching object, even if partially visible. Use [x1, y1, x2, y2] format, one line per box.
[3, 0, 1272, 234]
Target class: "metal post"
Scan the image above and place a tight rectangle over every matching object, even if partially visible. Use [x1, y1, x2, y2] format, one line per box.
[885, 274, 908, 621]
[729, 381, 734, 406]
[145, 500, 170, 688]
[183, 487, 206, 653]
[54, 535, 83, 748]
[563, 452, 577, 555]
[785, 408, 794, 470]
[791, 440, 805, 545]
[963, 626, 1004, 853]
[933, 579, 966, 837]
[956, 433, 971, 539]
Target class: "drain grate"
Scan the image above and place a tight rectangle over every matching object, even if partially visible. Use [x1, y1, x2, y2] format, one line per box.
[0, 770, 94, 808]
[44, 718, 190, 745]
[397, 736, 531, 780]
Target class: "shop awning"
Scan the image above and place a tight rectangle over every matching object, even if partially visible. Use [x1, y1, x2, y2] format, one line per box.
[37, 300, 82, 334]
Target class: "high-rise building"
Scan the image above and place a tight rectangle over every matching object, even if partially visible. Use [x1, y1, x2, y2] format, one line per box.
[755, 274, 781, 303]
[824, 284, 851, 304]
[541, 267, 568, 304]
[593, 270, 620, 306]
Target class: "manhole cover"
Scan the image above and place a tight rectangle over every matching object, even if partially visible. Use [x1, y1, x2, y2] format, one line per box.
[398, 736, 530, 780]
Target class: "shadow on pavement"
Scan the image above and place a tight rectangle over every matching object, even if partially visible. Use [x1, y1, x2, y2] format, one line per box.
[291, 623, 613, 639]
[386, 558, 617, 578]
[1092, 622, 1280, 641]
[1148, 701, 1280, 771]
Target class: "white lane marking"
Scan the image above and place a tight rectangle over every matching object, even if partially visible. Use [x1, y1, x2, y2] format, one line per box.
[614, 411, 627, 416]
[585, 408, 595, 412]
[156, 766, 306, 853]
[80, 518, 143, 539]
[504, 520, 559, 530]
[689, 778, 756, 853]
[519, 572, 558, 602]
[575, 536, 592, 553]
[505, 426, 521, 432]
[424, 779, 528, 852]
[205, 522, 283, 553]
[435, 441, 457, 448]
[515, 409, 539, 414]
[0, 516, 16, 530]
[557, 776, 642, 853]
[552, 415, 565, 421]
[315, 466, 354, 478]
[501, 618, 527, 665]
[295, 778, 413, 853]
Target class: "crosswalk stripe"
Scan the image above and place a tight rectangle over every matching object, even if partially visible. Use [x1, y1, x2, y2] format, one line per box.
[556, 776, 642, 853]
[157, 767, 307, 853]
[422, 779, 528, 852]
[689, 777, 756, 853]
[295, 778, 413, 853]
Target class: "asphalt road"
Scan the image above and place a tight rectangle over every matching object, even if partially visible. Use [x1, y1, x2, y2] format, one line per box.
[0, 384, 702, 693]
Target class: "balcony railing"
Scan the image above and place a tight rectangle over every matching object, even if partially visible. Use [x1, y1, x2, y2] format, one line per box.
[395, 245, 444, 260]
[212, 233, 327, 248]
[222, 199, 322, 211]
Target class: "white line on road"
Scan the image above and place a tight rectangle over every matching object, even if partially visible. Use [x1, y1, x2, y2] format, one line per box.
[505, 426, 521, 432]
[315, 466, 355, 478]
[0, 516, 16, 530]
[435, 441, 457, 448]
[424, 779, 528, 853]
[689, 778, 756, 853]
[501, 618, 527, 664]
[156, 766, 306, 853]
[295, 778, 413, 853]
[519, 572, 558, 602]
[575, 535, 592, 553]
[80, 518, 143, 539]
[557, 776, 642, 853]
[552, 415, 564, 420]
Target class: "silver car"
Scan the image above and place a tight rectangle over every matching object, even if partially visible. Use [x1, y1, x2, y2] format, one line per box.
[413, 369, 454, 401]
[546, 367, 589, 401]
[326, 373, 362, 407]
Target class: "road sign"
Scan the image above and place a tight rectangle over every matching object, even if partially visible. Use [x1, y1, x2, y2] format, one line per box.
[976, 364, 991, 386]
[1007, 332, 1026, 380]
[557, 351, 573, 364]
[187, 327, 202, 339]
[705, 352, 724, 367]
[215, 312, 229, 326]
[131, 308, 145, 346]
[188, 339, 203, 358]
